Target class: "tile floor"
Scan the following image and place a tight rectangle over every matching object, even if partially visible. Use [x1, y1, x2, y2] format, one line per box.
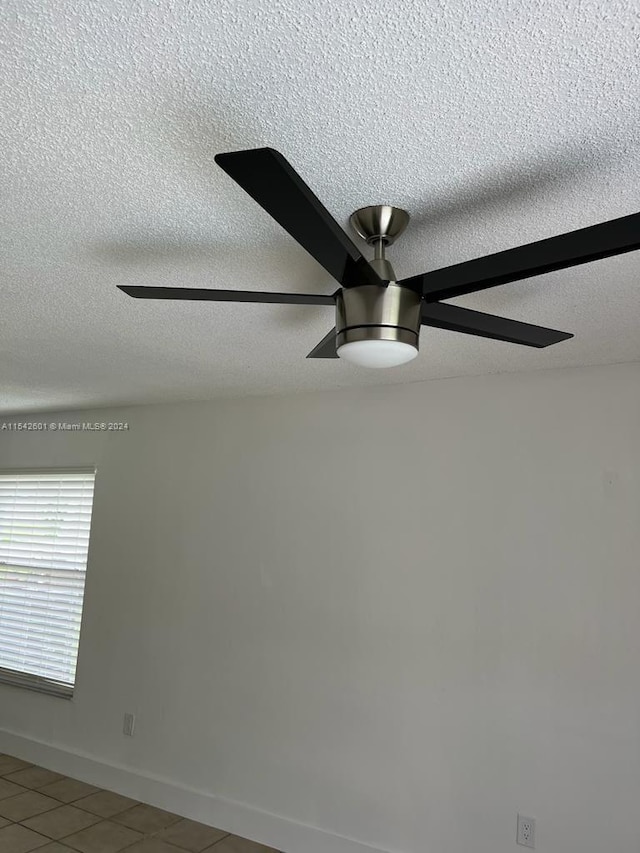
[0, 755, 279, 853]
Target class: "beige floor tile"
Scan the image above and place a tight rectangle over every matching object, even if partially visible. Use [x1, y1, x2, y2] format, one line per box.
[0, 779, 28, 801]
[207, 836, 279, 853]
[0, 791, 60, 822]
[0, 823, 49, 853]
[155, 819, 227, 852]
[73, 792, 138, 819]
[123, 840, 188, 853]
[111, 804, 181, 834]
[0, 758, 273, 853]
[4, 768, 66, 790]
[62, 819, 142, 853]
[37, 780, 101, 805]
[0, 757, 33, 777]
[22, 805, 101, 840]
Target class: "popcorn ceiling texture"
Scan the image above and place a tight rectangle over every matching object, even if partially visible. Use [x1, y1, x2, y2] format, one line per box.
[1, 0, 640, 413]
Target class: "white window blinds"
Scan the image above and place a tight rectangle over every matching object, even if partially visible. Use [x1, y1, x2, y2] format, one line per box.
[0, 469, 96, 697]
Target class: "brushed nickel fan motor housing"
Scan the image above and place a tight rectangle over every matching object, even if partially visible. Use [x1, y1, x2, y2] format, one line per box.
[337, 205, 420, 348]
[336, 284, 422, 349]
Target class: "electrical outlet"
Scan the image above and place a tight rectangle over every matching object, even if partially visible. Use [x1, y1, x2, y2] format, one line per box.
[123, 713, 135, 736]
[517, 815, 535, 848]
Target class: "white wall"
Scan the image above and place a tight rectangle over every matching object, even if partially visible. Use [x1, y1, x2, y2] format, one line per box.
[0, 362, 639, 853]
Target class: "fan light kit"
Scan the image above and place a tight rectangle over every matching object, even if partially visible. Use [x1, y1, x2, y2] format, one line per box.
[338, 339, 418, 368]
[119, 147, 640, 368]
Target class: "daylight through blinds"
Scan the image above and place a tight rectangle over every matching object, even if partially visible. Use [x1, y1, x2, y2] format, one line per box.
[0, 470, 95, 693]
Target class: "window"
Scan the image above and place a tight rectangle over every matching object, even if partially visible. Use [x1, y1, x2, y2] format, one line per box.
[0, 469, 96, 698]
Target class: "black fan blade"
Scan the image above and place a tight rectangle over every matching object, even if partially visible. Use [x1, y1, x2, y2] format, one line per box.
[306, 327, 338, 358]
[214, 148, 382, 289]
[421, 302, 572, 347]
[117, 285, 335, 306]
[400, 210, 640, 301]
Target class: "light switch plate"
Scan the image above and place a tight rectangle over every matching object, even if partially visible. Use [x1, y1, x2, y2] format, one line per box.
[123, 713, 135, 736]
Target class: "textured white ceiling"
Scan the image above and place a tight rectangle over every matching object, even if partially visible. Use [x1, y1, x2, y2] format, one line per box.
[2, 0, 640, 413]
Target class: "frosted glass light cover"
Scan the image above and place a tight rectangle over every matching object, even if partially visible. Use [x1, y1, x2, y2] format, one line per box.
[337, 339, 418, 368]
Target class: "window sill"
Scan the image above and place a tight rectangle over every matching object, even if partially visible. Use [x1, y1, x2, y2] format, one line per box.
[0, 667, 74, 699]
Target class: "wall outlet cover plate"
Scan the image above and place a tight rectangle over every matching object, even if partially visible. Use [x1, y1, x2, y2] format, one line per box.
[517, 814, 535, 848]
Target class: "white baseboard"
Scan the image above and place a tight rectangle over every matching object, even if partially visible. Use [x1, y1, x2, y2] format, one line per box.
[0, 728, 388, 853]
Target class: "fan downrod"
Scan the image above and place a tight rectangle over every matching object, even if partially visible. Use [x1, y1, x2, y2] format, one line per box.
[350, 205, 410, 281]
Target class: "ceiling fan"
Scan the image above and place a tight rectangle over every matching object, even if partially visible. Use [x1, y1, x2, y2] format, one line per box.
[118, 147, 640, 369]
